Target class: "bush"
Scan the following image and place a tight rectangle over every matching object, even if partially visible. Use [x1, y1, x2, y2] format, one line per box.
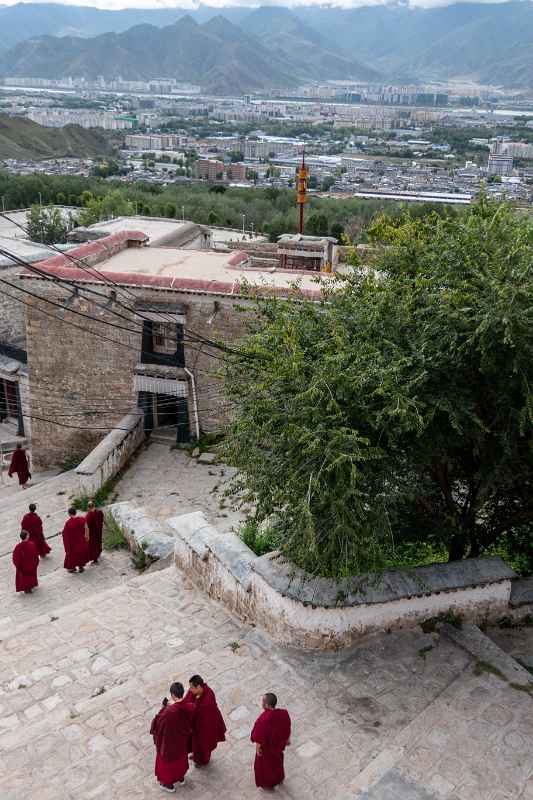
[103, 514, 129, 551]
[239, 519, 278, 557]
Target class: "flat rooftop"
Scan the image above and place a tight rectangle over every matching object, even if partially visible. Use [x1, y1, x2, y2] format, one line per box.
[100, 246, 321, 293]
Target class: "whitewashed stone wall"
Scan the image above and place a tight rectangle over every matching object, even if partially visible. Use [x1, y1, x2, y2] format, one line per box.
[74, 411, 144, 496]
[168, 511, 515, 651]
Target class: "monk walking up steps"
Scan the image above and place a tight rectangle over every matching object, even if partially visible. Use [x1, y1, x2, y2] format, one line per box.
[62, 507, 89, 574]
[150, 682, 195, 793]
[8, 443, 31, 489]
[85, 500, 104, 564]
[251, 693, 291, 791]
[13, 530, 39, 594]
[184, 675, 227, 767]
[21, 503, 51, 557]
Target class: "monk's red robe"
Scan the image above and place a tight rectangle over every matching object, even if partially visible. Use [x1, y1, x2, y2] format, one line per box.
[251, 708, 291, 789]
[62, 516, 88, 570]
[184, 685, 227, 765]
[21, 511, 51, 557]
[150, 701, 195, 785]
[13, 539, 39, 592]
[8, 448, 31, 486]
[85, 508, 104, 562]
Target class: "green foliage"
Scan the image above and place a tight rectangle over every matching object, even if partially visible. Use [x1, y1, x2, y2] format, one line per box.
[60, 452, 85, 472]
[102, 514, 129, 551]
[473, 660, 506, 680]
[71, 477, 118, 511]
[77, 189, 134, 226]
[222, 197, 533, 577]
[26, 205, 69, 244]
[239, 519, 278, 557]
[131, 540, 155, 571]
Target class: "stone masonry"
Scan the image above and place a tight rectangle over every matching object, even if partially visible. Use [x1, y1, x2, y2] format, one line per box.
[24, 279, 250, 467]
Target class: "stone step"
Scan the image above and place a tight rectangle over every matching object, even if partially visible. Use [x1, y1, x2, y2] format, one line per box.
[0, 470, 76, 516]
[0, 565, 247, 755]
[0, 471, 77, 558]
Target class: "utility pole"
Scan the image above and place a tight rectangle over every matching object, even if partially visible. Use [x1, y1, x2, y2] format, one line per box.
[242, 213, 246, 237]
[182, 205, 185, 222]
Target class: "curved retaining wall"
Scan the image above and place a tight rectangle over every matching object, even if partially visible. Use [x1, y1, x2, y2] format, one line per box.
[168, 511, 516, 651]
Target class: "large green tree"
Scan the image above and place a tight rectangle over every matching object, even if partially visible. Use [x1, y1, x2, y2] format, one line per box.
[222, 198, 533, 577]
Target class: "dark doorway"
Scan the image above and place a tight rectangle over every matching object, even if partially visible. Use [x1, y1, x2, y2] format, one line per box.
[156, 393, 178, 429]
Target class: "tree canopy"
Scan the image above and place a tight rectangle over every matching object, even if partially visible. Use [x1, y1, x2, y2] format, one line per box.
[222, 198, 533, 578]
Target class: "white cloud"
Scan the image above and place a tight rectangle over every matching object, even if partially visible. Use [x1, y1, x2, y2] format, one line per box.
[0, 0, 518, 9]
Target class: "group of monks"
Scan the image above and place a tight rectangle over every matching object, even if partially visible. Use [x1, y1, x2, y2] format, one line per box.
[12, 501, 104, 593]
[151, 675, 291, 793]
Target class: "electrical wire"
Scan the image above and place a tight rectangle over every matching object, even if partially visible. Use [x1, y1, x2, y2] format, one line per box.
[0, 210, 250, 357]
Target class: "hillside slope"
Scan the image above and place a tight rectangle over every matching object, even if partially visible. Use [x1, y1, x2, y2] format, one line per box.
[0, 115, 114, 159]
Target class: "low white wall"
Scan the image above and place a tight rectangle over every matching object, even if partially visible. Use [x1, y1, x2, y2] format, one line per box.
[168, 511, 515, 651]
[108, 501, 176, 559]
[75, 411, 144, 497]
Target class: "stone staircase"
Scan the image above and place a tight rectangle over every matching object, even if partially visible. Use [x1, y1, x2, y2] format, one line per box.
[1, 448, 532, 800]
[0, 469, 77, 558]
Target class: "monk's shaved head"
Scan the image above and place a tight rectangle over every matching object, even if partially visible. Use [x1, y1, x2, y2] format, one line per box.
[263, 693, 277, 709]
[20, 530, 28, 540]
[189, 675, 204, 687]
[29, 504, 36, 512]
[170, 682, 184, 699]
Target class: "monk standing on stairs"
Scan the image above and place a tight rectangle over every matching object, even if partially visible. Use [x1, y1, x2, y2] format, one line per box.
[62, 507, 89, 574]
[21, 503, 51, 557]
[8, 444, 31, 489]
[13, 530, 39, 594]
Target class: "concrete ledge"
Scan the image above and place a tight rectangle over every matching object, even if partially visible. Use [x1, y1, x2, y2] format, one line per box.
[75, 411, 144, 496]
[252, 553, 515, 607]
[108, 501, 175, 560]
[170, 510, 516, 651]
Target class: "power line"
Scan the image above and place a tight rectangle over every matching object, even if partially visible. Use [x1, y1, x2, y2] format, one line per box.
[0, 210, 250, 358]
[0, 278, 232, 365]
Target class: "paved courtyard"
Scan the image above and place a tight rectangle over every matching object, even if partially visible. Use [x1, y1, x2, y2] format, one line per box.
[1, 443, 532, 800]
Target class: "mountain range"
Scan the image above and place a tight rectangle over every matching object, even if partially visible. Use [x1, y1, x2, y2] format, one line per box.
[0, 2, 533, 92]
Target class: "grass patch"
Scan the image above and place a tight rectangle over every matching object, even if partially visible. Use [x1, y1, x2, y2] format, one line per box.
[103, 514, 129, 551]
[60, 452, 86, 472]
[71, 476, 119, 511]
[473, 660, 506, 680]
[239, 519, 277, 557]
[196, 430, 226, 454]
[509, 682, 533, 694]
[420, 610, 463, 634]
[131, 541, 156, 572]
[381, 540, 448, 570]
[418, 645, 434, 659]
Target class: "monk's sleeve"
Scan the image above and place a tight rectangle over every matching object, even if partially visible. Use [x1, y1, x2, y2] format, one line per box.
[12, 546, 21, 569]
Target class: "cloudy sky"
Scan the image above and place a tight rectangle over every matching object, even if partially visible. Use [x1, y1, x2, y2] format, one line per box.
[0, 0, 515, 7]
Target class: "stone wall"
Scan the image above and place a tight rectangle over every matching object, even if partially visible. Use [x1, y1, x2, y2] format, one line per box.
[26, 286, 140, 467]
[75, 412, 144, 497]
[0, 267, 27, 349]
[24, 279, 250, 465]
[168, 511, 516, 651]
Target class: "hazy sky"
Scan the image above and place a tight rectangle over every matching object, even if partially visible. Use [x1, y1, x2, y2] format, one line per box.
[0, 0, 515, 8]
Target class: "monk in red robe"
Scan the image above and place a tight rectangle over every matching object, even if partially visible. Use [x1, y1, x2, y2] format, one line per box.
[251, 693, 291, 790]
[85, 500, 104, 564]
[184, 675, 226, 766]
[13, 530, 39, 593]
[150, 682, 195, 792]
[62, 507, 89, 573]
[21, 503, 51, 557]
[8, 444, 31, 488]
